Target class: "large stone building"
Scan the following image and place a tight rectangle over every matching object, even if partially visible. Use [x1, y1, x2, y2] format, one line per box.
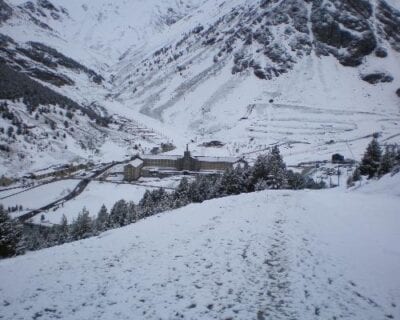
[123, 147, 245, 181]
[123, 158, 144, 182]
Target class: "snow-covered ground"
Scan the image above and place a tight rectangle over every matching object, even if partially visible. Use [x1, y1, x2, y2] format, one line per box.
[0, 186, 28, 199]
[0, 175, 182, 225]
[1, 175, 399, 319]
[31, 176, 185, 224]
[3, 0, 211, 67]
[137, 176, 187, 189]
[30, 181, 155, 224]
[0, 179, 78, 218]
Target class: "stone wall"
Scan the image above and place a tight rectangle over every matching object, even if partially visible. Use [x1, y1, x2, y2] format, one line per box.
[143, 158, 179, 169]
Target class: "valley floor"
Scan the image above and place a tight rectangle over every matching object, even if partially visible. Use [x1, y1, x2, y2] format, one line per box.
[0, 178, 399, 320]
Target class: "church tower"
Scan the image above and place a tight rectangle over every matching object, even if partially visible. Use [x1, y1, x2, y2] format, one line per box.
[182, 144, 192, 170]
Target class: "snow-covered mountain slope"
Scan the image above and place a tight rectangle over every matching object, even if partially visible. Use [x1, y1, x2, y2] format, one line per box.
[1, 176, 399, 319]
[1, 0, 208, 66]
[1, 0, 400, 175]
[111, 0, 400, 163]
[0, 0, 217, 175]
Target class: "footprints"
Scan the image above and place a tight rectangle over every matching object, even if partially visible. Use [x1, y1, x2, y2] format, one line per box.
[255, 215, 296, 319]
[241, 244, 249, 260]
[31, 307, 62, 320]
[2, 196, 398, 320]
[293, 227, 396, 320]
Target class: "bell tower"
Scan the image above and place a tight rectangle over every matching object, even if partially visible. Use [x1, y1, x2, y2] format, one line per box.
[182, 144, 192, 170]
[184, 144, 190, 157]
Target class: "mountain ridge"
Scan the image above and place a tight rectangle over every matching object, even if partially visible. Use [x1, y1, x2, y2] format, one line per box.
[1, 0, 400, 175]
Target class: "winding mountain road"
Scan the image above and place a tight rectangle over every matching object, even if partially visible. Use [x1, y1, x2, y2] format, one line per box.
[17, 162, 119, 223]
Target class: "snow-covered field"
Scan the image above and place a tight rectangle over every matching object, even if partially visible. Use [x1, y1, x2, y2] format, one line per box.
[0, 180, 78, 218]
[30, 181, 154, 224]
[1, 175, 399, 320]
[0, 187, 27, 199]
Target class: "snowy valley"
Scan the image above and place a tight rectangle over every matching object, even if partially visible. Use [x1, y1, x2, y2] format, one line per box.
[0, 0, 399, 174]
[0, 0, 400, 319]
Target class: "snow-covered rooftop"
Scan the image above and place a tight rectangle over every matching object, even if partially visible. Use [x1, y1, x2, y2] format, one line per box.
[141, 154, 240, 163]
[141, 154, 181, 160]
[128, 158, 144, 167]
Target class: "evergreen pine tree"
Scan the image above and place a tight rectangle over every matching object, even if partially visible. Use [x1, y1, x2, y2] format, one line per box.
[188, 175, 216, 202]
[360, 138, 382, 178]
[127, 201, 139, 223]
[240, 162, 254, 192]
[379, 147, 394, 176]
[139, 190, 153, 216]
[218, 167, 245, 195]
[251, 146, 288, 189]
[251, 154, 269, 184]
[0, 205, 24, 258]
[187, 179, 202, 202]
[267, 146, 288, 189]
[152, 188, 171, 212]
[24, 226, 45, 251]
[172, 178, 191, 208]
[96, 204, 109, 232]
[71, 208, 93, 240]
[58, 214, 69, 244]
[109, 200, 128, 227]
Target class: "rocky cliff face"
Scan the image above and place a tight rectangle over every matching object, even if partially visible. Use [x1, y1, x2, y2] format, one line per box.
[122, 0, 400, 84]
[108, 0, 400, 162]
[3, 0, 399, 92]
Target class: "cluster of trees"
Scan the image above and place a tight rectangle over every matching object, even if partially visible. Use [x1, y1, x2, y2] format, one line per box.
[6, 205, 23, 213]
[0, 101, 14, 120]
[348, 138, 400, 186]
[0, 63, 108, 124]
[0, 71, 109, 144]
[1, 146, 324, 258]
[0, 101, 29, 139]
[0, 205, 24, 258]
[25, 41, 104, 85]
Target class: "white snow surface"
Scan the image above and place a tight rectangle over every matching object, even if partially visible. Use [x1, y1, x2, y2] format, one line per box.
[30, 181, 154, 224]
[1, 176, 399, 319]
[1, 179, 78, 218]
[1, 0, 400, 174]
[2, 0, 212, 66]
